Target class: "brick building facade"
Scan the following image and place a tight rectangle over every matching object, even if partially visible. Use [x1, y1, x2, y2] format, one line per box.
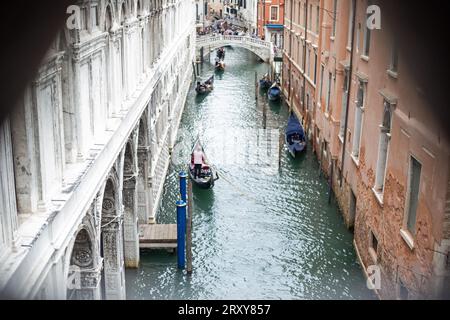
[283, 0, 450, 299]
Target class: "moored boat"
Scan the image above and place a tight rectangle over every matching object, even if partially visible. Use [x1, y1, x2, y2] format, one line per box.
[268, 83, 281, 101]
[188, 139, 218, 189]
[285, 113, 307, 158]
[259, 74, 273, 90]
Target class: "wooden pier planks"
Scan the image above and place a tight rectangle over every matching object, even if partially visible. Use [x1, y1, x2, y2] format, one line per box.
[139, 224, 177, 249]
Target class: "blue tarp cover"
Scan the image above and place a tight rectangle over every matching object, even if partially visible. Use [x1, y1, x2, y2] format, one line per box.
[286, 114, 304, 136]
[268, 86, 281, 94]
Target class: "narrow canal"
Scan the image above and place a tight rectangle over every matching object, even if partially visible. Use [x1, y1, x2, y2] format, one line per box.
[125, 48, 374, 299]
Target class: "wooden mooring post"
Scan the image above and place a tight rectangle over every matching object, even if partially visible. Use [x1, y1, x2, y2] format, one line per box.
[279, 131, 283, 173]
[192, 61, 197, 79]
[255, 71, 258, 100]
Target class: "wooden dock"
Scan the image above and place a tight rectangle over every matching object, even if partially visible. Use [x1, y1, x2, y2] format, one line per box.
[139, 224, 177, 249]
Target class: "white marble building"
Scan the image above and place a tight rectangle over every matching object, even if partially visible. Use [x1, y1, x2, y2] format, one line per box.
[238, 0, 257, 34]
[0, 0, 195, 299]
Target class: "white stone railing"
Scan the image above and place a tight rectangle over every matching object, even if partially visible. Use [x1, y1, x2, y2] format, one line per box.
[196, 35, 274, 62]
[196, 34, 272, 49]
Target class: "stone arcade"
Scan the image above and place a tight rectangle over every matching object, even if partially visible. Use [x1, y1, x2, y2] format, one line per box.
[0, 0, 195, 299]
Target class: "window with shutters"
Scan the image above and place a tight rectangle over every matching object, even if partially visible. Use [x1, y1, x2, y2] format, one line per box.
[351, 81, 365, 161]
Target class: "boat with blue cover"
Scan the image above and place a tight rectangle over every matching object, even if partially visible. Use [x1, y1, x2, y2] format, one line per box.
[268, 83, 281, 101]
[259, 74, 272, 90]
[285, 113, 307, 158]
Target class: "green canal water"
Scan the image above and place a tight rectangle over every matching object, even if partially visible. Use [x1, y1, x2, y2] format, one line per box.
[125, 48, 375, 300]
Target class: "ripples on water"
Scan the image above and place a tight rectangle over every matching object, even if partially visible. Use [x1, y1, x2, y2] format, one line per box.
[125, 48, 375, 300]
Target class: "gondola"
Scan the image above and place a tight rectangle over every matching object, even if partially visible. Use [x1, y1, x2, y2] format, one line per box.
[268, 82, 281, 100]
[268, 82, 281, 101]
[188, 139, 218, 189]
[195, 75, 214, 95]
[217, 47, 225, 60]
[259, 74, 273, 90]
[215, 59, 225, 71]
[285, 113, 307, 158]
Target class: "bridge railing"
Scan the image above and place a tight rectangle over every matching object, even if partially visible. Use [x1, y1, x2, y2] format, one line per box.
[196, 35, 272, 49]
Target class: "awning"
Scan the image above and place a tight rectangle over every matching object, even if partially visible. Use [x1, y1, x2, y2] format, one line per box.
[340, 60, 350, 70]
[265, 24, 284, 29]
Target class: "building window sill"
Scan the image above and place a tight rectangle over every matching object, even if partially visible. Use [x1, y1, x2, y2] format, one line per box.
[361, 55, 370, 62]
[387, 69, 398, 79]
[371, 187, 384, 207]
[351, 154, 360, 167]
[368, 248, 378, 265]
[400, 229, 415, 250]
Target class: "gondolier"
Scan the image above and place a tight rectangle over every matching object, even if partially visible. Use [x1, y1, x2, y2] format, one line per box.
[193, 144, 205, 179]
[188, 138, 218, 189]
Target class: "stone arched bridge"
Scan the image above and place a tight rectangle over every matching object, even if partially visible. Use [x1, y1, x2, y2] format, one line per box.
[196, 35, 275, 63]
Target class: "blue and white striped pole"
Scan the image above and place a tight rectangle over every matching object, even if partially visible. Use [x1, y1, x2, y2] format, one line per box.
[176, 200, 186, 269]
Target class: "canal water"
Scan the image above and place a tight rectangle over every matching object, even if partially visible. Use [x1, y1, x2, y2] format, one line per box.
[125, 48, 375, 299]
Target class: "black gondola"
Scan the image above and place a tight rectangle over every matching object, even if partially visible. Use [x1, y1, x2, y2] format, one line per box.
[268, 82, 281, 101]
[259, 73, 273, 90]
[285, 113, 307, 158]
[195, 75, 214, 95]
[188, 139, 218, 189]
[217, 47, 225, 60]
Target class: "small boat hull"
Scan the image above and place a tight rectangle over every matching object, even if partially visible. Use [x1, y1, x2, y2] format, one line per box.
[188, 167, 215, 189]
[259, 79, 272, 90]
[268, 85, 281, 101]
[195, 86, 213, 95]
[286, 141, 307, 158]
[217, 48, 225, 60]
[195, 75, 214, 95]
[285, 113, 307, 158]
[188, 139, 217, 189]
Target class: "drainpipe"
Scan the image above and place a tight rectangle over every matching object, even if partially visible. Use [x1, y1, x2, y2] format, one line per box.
[256, 1, 259, 36]
[287, 0, 294, 109]
[302, 0, 309, 122]
[340, 0, 357, 187]
[263, 0, 266, 40]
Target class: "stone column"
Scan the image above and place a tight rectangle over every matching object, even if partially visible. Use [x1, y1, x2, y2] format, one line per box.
[72, 49, 87, 162]
[101, 219, 126, 300]
[122, 176, 140, 268]
[106, 34, 116, 120]
[0, 118, 18, 250]
[121, 27, 129, 103]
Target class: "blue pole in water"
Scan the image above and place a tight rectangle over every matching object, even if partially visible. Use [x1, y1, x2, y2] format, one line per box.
[176, 200, 186, 269]
[179, 171, 188, 203]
